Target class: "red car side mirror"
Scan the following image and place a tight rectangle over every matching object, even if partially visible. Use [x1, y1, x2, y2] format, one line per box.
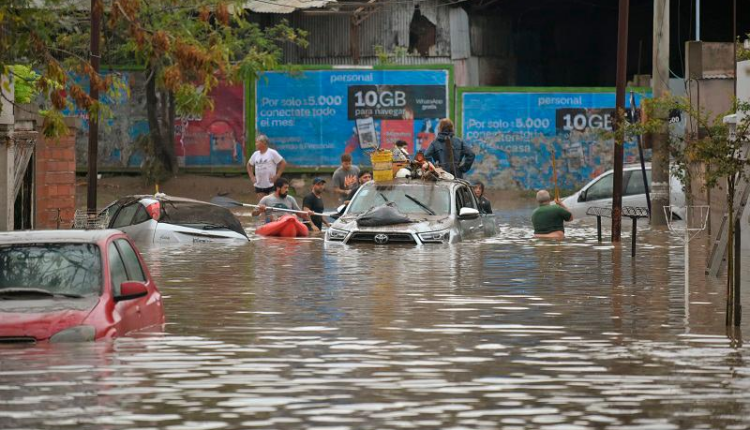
[115, 281, 149, 302]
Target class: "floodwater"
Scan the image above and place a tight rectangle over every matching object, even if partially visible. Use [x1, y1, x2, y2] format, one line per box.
[2, 203, 750, 430]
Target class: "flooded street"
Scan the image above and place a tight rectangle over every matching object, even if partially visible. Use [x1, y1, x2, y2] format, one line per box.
[2, 205, 750, 430]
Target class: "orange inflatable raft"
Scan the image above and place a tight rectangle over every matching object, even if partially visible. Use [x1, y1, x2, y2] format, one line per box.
[255, 214, 309, 238]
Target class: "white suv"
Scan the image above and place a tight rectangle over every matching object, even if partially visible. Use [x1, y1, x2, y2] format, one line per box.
[561, 164, 686, 220]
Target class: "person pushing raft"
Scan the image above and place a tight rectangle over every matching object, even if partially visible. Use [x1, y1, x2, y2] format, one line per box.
[531, 189, 573, 240]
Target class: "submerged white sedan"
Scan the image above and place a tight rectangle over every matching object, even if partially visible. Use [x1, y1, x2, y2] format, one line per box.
[561, 164, 686, 220]
[101, 195, 248, 243]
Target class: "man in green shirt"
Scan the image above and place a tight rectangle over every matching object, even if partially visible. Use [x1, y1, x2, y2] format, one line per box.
[531, 189, 573, 239]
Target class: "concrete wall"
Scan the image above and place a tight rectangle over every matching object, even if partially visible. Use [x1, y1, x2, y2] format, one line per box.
[682, 42, 736, 254]
[0, 74, 14, 231]
[737, 60, 750, 252]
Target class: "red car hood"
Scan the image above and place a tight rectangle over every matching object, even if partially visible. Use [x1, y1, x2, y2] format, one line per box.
[0, 297, 99, 341]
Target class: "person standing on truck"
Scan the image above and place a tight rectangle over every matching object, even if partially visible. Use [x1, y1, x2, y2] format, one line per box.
[423, 118, 475, 179]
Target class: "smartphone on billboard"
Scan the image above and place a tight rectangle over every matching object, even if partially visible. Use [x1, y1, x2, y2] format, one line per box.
[355, 117, 379, 151]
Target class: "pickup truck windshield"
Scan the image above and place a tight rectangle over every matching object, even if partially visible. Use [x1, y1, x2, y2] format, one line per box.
[348, 184, 451, 215]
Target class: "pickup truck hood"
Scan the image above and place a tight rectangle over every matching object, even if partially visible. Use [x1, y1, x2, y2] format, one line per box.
[0, 297, 99, 341]
[334, 214, 454, 233]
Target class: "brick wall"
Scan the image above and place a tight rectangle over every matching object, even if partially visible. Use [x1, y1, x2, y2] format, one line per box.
[35, 135, 76, 229]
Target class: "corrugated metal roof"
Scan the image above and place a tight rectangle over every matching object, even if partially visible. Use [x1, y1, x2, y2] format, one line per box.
[243, 0, 338, 14]
[289, 56, 452, 65]
[48, 0, 337, 14]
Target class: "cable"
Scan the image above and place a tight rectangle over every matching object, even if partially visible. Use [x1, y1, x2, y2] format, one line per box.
[677, 0, 684, 79]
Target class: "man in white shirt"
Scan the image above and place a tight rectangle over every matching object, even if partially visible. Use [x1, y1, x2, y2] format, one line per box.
[247, 135, 286, 200]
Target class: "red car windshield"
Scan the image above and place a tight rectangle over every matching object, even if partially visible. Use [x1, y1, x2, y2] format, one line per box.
[0, 244, 102, 297]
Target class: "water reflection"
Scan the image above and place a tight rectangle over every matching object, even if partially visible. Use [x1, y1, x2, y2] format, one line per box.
[1, 208, 749, 429]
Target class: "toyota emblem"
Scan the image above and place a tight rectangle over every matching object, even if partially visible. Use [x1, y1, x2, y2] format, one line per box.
[374, 234, 389, 244]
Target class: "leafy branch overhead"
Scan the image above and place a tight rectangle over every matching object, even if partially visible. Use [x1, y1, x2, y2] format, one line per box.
[1, 0, 308, 133]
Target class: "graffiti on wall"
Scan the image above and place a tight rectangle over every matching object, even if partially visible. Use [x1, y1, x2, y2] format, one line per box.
[255, 69, 450, 167]
[175, 83, 245, 167]
[461, 90, 649, 190]
[71, 72, 245, 168]
[70, 71, 148, 168]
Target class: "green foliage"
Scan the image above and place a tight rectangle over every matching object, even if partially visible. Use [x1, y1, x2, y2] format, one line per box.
[642, 96, 750, 194]
[39, 109, 69, 138]
[3, 0, 306, 176]
[620, 95, 750, 297]
[10, 65, 40, 104]
[374, 45, 407, 65]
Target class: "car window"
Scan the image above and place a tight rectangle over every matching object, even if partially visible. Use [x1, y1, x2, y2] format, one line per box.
[112, 204, 139, 228]
[585, 173, 614, 201]
[0, 243, 102, 296]
[101, 203, 121, 226]
[625, 169, 652, 196]
[459, 187, 477, 209]
[455, 188, 465, 213]
[115, 239, 146, 282]
[108, 242, 128, 296]
[131, 205, 150, 225]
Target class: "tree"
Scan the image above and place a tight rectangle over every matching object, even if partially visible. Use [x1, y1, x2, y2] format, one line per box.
[640, 96, 750, 326]
[1, 0, 307, 181]
[674, 99, 750, 327]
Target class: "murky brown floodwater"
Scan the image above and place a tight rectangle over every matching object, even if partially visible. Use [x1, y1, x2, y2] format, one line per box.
[2, 204, 750, 430]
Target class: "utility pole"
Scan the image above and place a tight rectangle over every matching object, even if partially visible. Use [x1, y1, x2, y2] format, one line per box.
[87, 0, 101, 212]
[651, 0, 670, 227]
[612, 0, 630, 242]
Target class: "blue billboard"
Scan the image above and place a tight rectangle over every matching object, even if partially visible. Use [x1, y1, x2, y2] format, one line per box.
[460, 89, 649, 190]
[255, 69, 451, 167]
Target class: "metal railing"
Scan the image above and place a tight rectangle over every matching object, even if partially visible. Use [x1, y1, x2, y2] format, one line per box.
[586, 206, 649, 257]
[72, 209, 109, 230]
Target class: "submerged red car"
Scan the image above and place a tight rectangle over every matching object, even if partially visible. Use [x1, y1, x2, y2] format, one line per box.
[0, 230, 164, 343]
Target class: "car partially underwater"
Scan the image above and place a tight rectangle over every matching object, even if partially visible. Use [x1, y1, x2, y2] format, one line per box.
[101, 195, 248, 243]
[0, 230, 164, 343]
[561, 163, 686, 220]
[326, 178, 496, 245]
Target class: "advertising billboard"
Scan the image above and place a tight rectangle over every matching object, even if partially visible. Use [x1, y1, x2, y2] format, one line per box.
[460, 89, 649, 190]
[255, 68, 451, 167]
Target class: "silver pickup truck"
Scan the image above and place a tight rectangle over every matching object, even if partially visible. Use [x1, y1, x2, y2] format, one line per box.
[326, 178, 496, 245]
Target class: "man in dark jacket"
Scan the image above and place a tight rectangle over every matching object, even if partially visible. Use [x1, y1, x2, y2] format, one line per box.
[423, 118, 475, 179]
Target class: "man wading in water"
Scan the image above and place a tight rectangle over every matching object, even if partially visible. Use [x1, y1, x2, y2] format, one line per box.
[531, 189, 573, 240]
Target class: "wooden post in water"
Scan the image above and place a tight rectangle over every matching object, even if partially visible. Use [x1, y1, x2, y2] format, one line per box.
[612, 0, 630, 242]
[734, 218, 742, 326]
[551, 150, 559, 201]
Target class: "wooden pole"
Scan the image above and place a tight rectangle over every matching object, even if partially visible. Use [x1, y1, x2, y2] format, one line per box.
[612, 0, 630, 242]
[551, 149, 559, 201]
[86, 0, 101, 212]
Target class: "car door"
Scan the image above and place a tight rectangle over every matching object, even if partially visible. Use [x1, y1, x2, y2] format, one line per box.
[110, 203, 139, 231]
[108, 240, 149, 336]
[577, 172, 615, 217]
[111, 203, 155, 242]
[455, 186, 483, 239]
[623, 168, 651, 210]
[115, 238, 162, 330]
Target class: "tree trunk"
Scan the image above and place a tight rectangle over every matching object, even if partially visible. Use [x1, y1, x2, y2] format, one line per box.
[167, 91, 176, 173]
[145, 68, 176, 175]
